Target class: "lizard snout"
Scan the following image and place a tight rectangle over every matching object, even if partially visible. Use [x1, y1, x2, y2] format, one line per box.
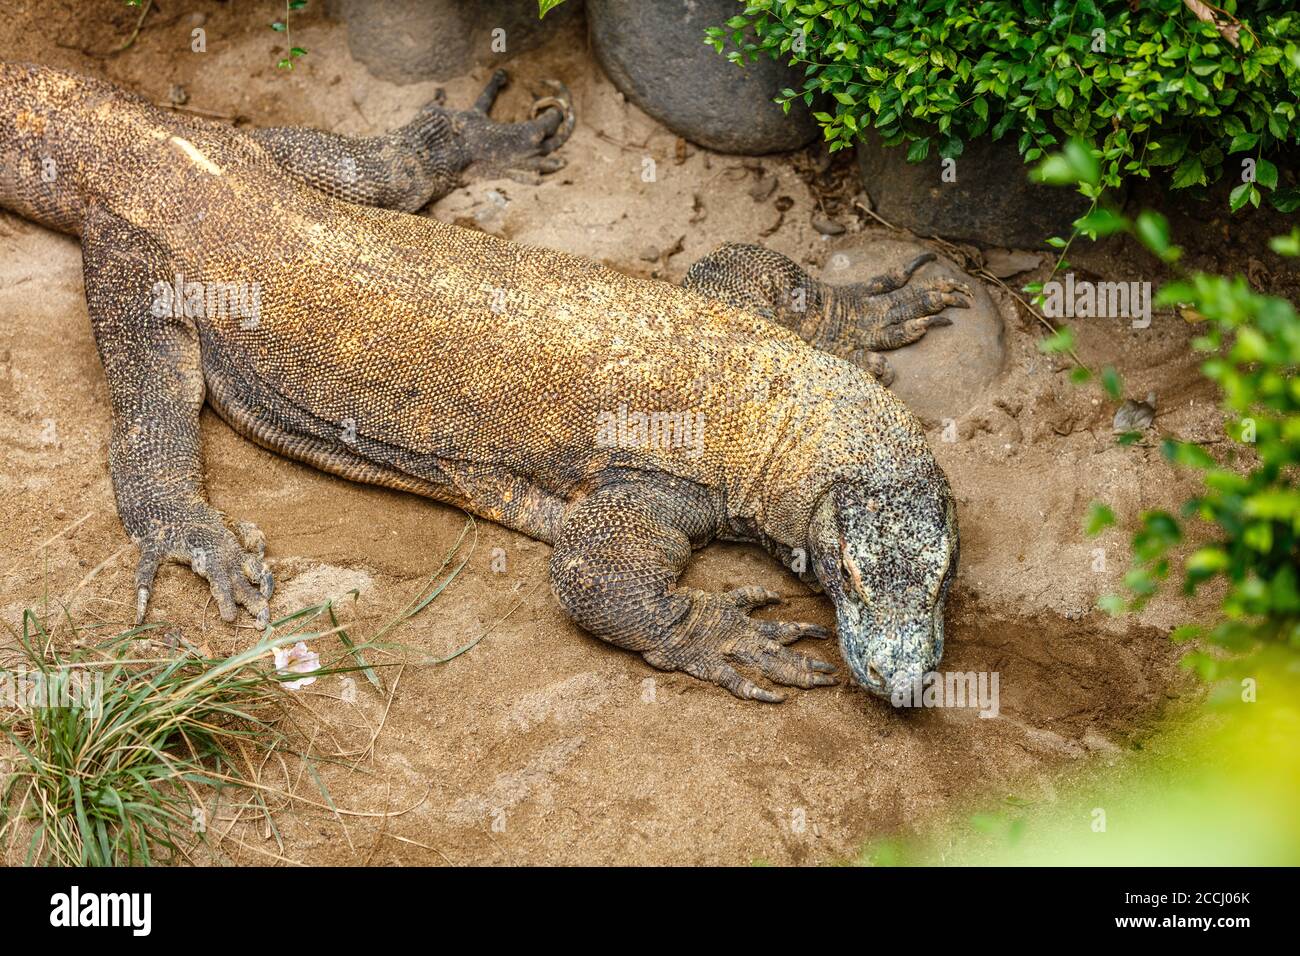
[858, 654, 925, 700]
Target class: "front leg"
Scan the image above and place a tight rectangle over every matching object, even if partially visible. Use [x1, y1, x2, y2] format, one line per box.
[549, 474, 836, 702]
[82, 208, 272, 626]
[682, 242, 971, 385]
[249, 69, 574, 212]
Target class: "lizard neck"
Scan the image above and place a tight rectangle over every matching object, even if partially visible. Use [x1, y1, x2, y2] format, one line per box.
[730, 365, 934, 558]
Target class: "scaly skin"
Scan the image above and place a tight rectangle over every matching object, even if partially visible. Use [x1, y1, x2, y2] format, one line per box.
[0, 61, 959, 702]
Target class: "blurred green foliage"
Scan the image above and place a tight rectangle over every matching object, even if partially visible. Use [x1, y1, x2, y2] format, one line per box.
[854, 666, 1300, 865]
[709, 0, 1300, 211]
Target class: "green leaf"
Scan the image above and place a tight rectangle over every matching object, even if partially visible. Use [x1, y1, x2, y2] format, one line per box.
[1243, 522, 1273, 554]
[1171, 156, 1206, 189]
[1268, 187, 1300, 214]
[1038, 326, 1076, 354]
[1229, 181, 1253, 212]
[1269, 228, 1300, 256]
[1135, 211, 1179, 260]
[1033, 154, 1076, 186]
[1244, 490, 1300, 521]
[1186, 547, 1229, 574]
[1228, 132, 1260, 154]
[538, 0, 568, 17]
[1085, 502, 1116, 537]
[1073, 207, 1128, 236]
[1097, 593, 1125, 615]
[1255, 158, 1279, 190]
[1100, 366, 1123, 400]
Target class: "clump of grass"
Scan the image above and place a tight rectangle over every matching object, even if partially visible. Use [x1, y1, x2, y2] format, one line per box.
[0, 516, 484, 866]
[0, 607, 344, 866]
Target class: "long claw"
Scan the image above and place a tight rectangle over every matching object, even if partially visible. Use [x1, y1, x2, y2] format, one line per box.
[131, 513, 273, 631]
[533, 79, 575, 153]
[821, 249, 980, 359]
[904, 251, 937, 277]
[474, 68, 509, 113]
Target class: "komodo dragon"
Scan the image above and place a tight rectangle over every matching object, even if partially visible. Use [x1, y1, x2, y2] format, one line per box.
[0, 61, 966, 702]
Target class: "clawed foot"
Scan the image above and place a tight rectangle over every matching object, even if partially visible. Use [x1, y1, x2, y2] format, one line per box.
[133, 509, 274, 628]
[875, 276, 973, 329]
[455, 70, 574, 181]
[644, 586, 837, 703]
[823, 253, 975, 382]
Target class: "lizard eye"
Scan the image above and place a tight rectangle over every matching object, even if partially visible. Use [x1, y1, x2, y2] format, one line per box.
[839, 542, 871, 603]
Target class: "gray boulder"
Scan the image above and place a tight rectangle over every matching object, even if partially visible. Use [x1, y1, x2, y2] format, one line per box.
[856, 131, 1091, 248]
[327, 0, 584, 84]
[588, 0, 817, 154]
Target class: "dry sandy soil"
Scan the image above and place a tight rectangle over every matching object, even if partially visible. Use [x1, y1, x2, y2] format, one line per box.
[3, 0, 1278, 865]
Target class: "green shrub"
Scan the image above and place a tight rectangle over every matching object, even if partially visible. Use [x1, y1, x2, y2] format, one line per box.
[709, 1, 1300, 211]
[1027, 143, 1300, 681]
[1112, 256, 1300, 681]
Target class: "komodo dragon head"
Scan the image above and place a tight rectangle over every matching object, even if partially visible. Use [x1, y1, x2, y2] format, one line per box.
[807, 471, 958, 702]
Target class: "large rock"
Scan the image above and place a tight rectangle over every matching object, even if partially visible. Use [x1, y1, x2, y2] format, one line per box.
[327, 0, 584, 84]
[820, 237, 1005, 422]
[588, 0, 817, 154]
[856, 132, 1091, 248]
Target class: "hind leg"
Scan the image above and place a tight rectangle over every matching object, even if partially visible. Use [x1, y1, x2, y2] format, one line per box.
[681, 242, 970, 385]
[249, 70, 575, 212]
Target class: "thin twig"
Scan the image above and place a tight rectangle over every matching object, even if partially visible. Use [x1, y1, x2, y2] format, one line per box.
[114, 0, 154, 54]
